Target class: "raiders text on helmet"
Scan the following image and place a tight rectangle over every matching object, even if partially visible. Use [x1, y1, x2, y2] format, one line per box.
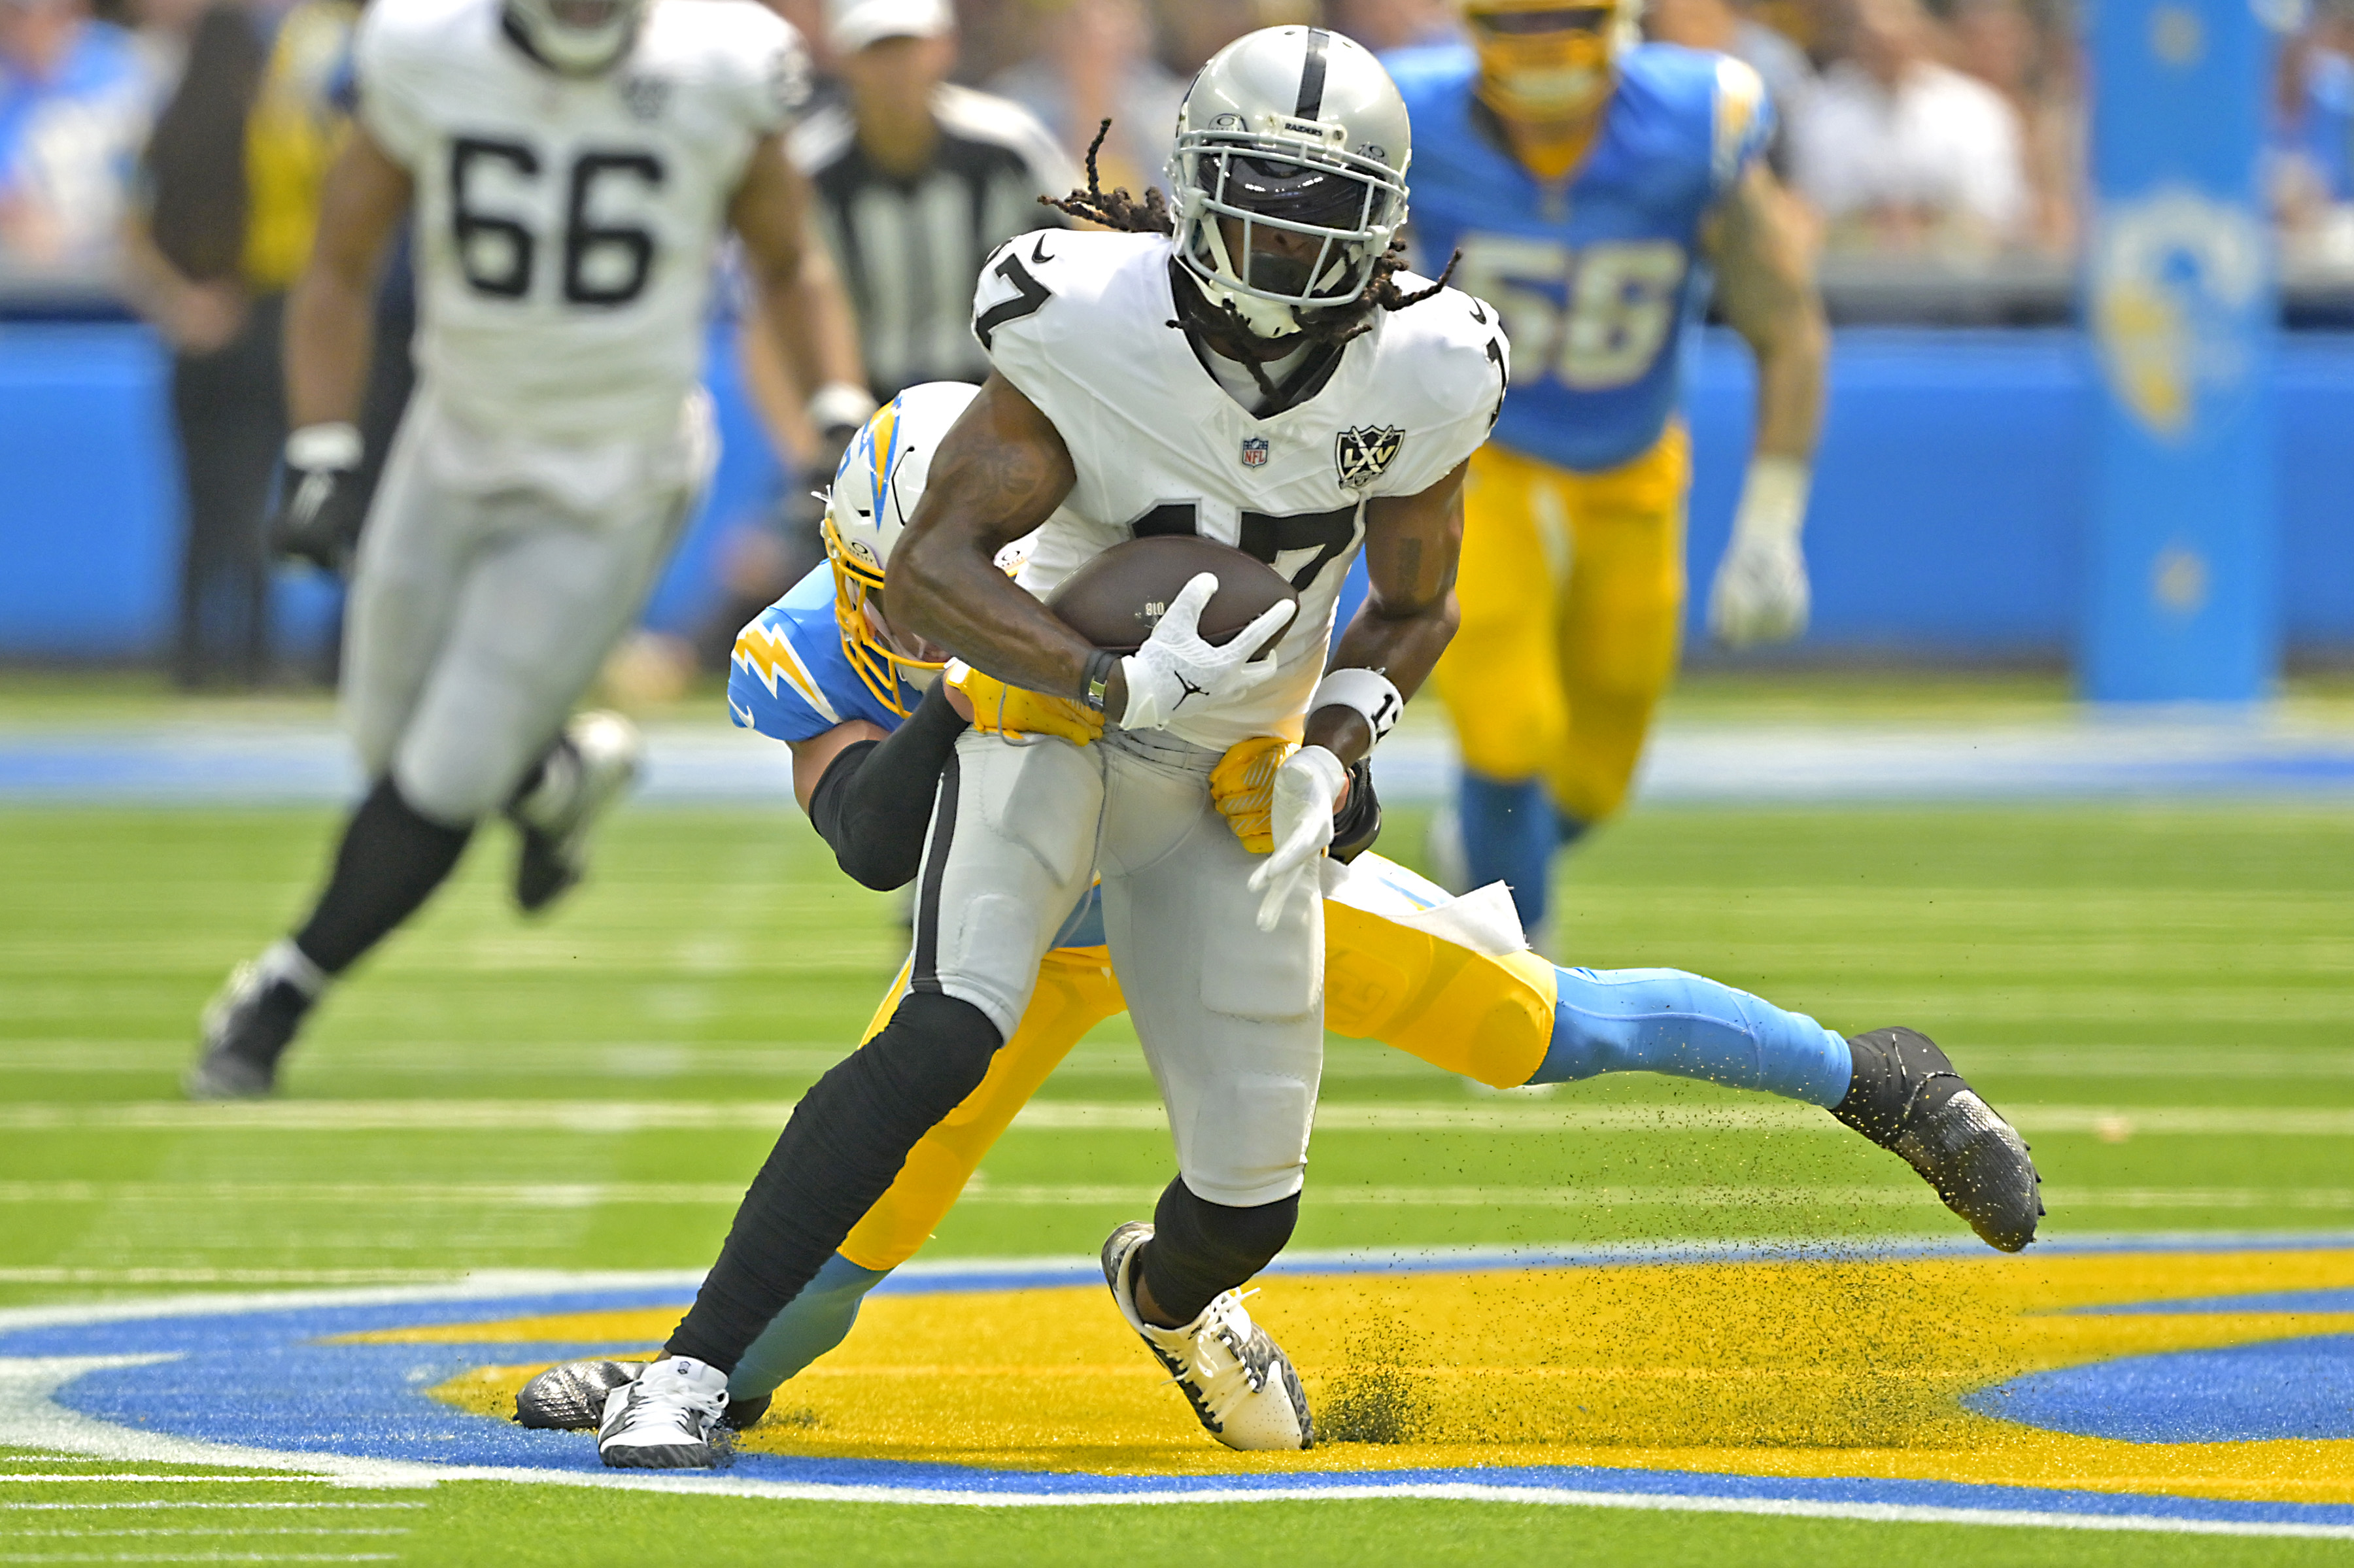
[505, 0, 647, 74]
[823, 381, 982, 715]
[1167, 26, 1412, 339]
[1460, 0, 1645, 122]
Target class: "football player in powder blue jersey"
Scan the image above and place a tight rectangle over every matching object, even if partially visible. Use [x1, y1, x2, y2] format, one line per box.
[1382, 0, 1828, 942]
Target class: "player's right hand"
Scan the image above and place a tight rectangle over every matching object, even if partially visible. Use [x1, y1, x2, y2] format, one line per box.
[269, 423, 367, 575]
[1116, 573, 1295, 732]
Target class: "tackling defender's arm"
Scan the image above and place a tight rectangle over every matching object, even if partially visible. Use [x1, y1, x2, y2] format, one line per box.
[1312, 457, 1469, 767]
[1699, 161, 1827, 647]
[729, 134, 868, 432]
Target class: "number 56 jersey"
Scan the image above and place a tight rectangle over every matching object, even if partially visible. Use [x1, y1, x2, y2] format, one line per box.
[973, 228, 1508, 753]
[354, 0, 806, 449]
[1386, 42, 1769, 475]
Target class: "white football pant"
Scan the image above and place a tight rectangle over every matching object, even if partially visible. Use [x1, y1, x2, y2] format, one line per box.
[914, 725, 1325, 1208]
[339, 398, 708, 826]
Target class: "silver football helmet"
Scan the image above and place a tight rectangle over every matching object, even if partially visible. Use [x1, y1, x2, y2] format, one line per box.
[504, 0, 647, 73]
[1167, 26, 1412, 339]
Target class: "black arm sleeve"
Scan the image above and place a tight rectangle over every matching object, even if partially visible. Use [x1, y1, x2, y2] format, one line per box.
[806, 681, 972, 891]
[1329, 757, 1382, 864]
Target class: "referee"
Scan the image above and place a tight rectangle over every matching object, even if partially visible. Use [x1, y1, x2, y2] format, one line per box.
[795, 0, 1078, 399]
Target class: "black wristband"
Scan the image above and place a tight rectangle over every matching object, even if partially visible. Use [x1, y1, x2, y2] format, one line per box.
[1329, 757, 1382, 864]
[1078, 650, 1118, 713]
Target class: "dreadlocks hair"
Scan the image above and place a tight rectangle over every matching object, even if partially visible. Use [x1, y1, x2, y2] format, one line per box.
[1041, 119, 1174, 236]
[1040, 120, 1462, 397]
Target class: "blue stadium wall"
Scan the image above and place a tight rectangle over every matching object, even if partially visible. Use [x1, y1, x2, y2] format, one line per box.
[2, 322, 2349, 662]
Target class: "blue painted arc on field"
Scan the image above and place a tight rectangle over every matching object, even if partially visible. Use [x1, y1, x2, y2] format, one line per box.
[5, 1249, 2354, 1527]
[1964, 1336, 2354, 1442]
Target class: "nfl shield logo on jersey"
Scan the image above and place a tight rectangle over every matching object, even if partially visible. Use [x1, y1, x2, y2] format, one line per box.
[1240, 436, 1270, 469]
[621, 76, 670, 122]
[1334, 426, 1404, 488]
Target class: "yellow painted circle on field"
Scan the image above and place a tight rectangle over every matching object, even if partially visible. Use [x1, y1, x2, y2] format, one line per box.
[412, 1249, 2354, 1503]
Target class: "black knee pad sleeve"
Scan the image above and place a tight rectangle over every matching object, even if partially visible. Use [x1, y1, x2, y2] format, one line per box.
[668, 991, 1001, 1372]
[1139, 1176, 1299, 1325]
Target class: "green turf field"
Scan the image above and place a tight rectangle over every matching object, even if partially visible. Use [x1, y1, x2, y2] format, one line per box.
[5, 793, 2353, 1562]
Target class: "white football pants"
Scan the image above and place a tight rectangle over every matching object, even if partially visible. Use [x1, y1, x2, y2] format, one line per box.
[913, 725, 1325, 1208]
[339, 409, 702, 827]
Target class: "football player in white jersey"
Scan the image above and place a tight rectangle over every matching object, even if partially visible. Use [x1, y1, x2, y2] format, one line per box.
[596, 26, 1512, 1468]
[184, 0, 866, 1099]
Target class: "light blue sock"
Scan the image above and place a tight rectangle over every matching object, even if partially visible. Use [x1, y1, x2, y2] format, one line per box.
[1529, 964, 1854, 1106]
[1458, 772, 1556, 933]
[725, 1250, 891, 1403]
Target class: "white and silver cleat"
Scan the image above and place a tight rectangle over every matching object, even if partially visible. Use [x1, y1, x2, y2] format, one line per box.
[1101, 1221, 1313, 1452]
[511, 710, 642, 914]
[596, 1355, 729, 1469]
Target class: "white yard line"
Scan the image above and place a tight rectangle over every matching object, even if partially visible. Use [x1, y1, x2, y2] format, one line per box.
[0, 1480, 343, 1488]
[0, 1532, 409, 1539]
[0, 1184, 2349, 1219]
[0, 1509, 424, 1516]
[0, 1544, 395, 1554]
[5, 1100, 2353, 1135]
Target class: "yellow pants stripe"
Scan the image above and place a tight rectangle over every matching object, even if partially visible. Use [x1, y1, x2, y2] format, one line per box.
[1431, 428, 1691, 825]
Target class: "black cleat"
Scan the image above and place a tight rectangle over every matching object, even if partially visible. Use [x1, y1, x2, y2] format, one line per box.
[515, 1359, 643, 1430]
[183, 962, 310, 1100]
[1833, 1027, 2043, 1252]
[723, 1393, 772, 1431]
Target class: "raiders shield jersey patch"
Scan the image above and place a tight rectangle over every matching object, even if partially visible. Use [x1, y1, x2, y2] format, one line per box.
[1334, 426, 1404, 488]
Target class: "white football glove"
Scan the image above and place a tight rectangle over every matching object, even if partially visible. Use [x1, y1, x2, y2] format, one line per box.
[1117, 573, 1297, 732]
[1245, 744, 1346, 931]
[1707, 456, 1812, 649]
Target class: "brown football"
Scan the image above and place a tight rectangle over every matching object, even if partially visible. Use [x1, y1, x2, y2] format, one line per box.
[1046, 535, 1298, 655]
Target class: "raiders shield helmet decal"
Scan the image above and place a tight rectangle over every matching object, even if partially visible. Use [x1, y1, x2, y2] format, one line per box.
[1334, 426, 1404, 489]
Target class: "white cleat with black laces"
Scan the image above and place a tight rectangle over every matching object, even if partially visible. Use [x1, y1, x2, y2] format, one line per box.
[1102, 1221, 1313, 1452]
[596, 1355, 729, 1469]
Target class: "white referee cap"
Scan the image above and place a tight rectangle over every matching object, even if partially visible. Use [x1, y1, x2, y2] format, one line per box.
[828, 0, 953, 52]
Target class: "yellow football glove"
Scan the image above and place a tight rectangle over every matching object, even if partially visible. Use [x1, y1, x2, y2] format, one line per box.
[1210, 734, 1298, 854]
[949, 662, 1105, 747]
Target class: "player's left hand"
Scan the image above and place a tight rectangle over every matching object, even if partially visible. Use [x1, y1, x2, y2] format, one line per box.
[1707, 534, 1810, 648]
[269, 422, 369, 575]
[1246, 744, 1347, 931]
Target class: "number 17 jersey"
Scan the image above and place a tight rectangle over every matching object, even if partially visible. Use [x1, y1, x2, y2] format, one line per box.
[972, 229, 1507, 754]
[1386, 42, 1769, 475]
[355, 0, 805, 448]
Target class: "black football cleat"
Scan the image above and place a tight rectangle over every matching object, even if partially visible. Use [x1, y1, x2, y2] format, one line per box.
[515, 1359, 643, 1430]
[1832, 1027, 2043, 1252]
[182, 961, 310, 1100]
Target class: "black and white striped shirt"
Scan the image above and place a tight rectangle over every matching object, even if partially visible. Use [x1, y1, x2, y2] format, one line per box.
[793, 84, 1078, 401]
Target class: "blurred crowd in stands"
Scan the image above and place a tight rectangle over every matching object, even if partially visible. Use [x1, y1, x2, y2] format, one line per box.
[11, 0, 2354, 292]
[8, 0, 2343, 685]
